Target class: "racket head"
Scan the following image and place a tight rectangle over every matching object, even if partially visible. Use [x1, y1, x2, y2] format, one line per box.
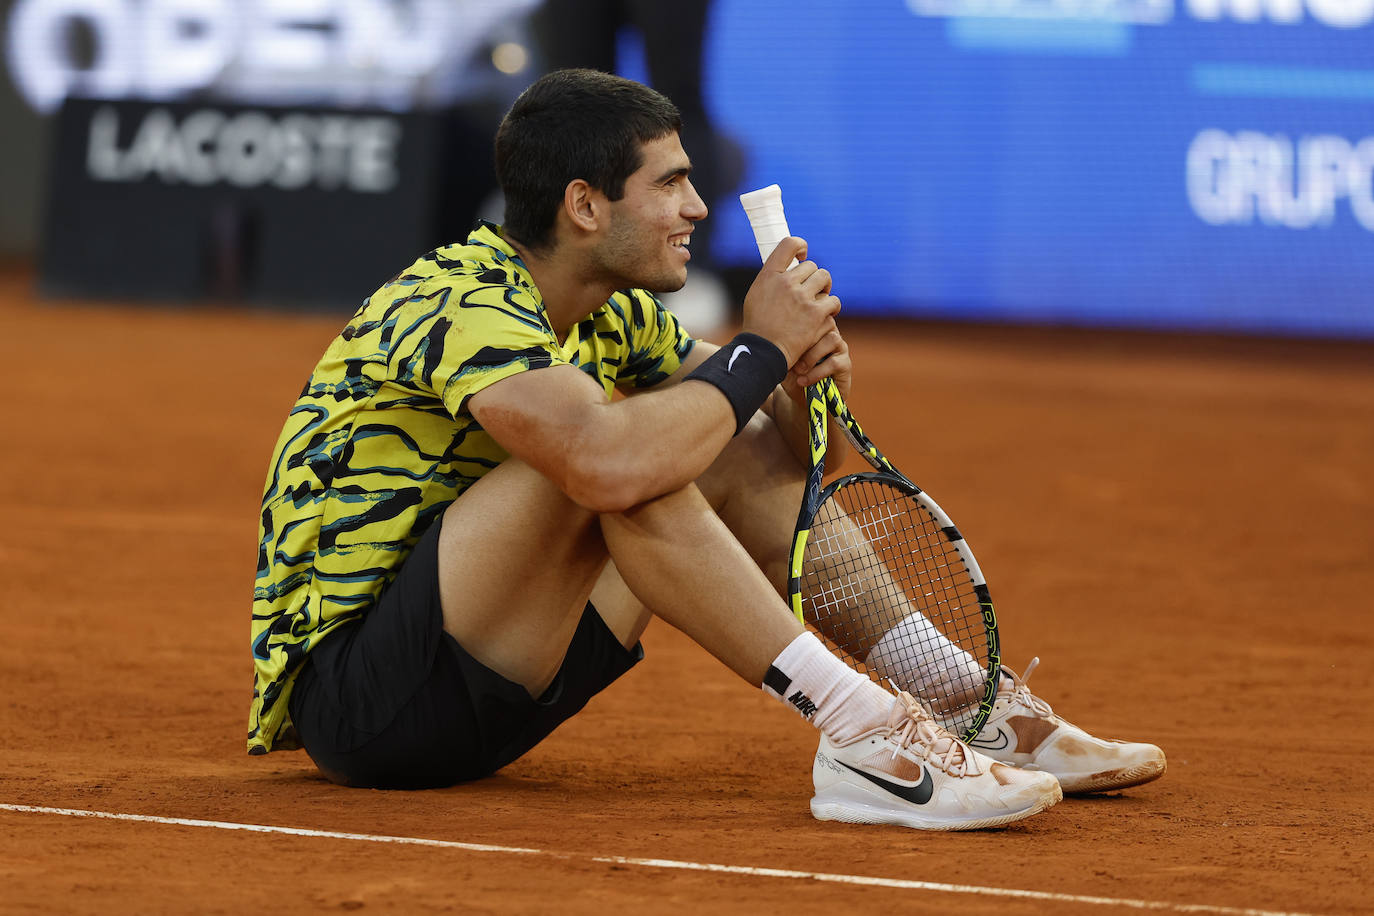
[795, 468, 1001, 741]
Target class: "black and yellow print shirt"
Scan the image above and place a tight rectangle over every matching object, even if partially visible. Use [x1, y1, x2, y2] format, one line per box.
[249, 221, 694, 754]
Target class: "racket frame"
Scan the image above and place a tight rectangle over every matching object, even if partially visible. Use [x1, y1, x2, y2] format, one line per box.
[787, 376, 1002, 740]
[741, 181, 1000, 739]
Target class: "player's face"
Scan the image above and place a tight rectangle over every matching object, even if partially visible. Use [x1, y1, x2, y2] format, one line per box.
[596, 132, 708, 293]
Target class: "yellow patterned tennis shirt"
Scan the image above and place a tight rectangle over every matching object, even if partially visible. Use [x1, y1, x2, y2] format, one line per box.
[249, 222, 693, 754]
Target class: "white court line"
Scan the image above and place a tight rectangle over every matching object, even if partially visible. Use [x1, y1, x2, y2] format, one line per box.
[1, 803, 1308, 916]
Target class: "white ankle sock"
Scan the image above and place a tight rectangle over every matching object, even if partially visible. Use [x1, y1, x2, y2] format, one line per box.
[762, 631, 894, 744]
[864, 612, 984, 701]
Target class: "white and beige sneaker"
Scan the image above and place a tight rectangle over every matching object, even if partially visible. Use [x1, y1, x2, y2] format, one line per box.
[968, 658, 1166, 794]
[811, 691, 1062, 831]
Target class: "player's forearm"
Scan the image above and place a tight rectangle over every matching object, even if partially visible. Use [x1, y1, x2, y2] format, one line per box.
[470, 363, 736, 514]
[560, 380, 737, 512]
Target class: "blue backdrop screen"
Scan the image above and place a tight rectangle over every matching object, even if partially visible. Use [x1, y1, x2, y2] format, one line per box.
[696, 1, 1374, 336]
[6, 0, 1370, 334]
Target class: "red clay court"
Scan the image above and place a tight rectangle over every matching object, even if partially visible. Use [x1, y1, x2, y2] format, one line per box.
[2, 268, 1371, 914]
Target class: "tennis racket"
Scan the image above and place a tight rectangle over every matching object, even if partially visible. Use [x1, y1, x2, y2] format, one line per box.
[740, 184, 1001, 740]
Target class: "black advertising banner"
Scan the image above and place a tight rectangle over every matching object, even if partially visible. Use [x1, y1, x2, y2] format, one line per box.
[39, 98, 448, 308]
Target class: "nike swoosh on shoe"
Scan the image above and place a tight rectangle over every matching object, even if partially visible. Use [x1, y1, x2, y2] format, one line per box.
[837, 759, 935, 805]
[968, 726, 1012, 752]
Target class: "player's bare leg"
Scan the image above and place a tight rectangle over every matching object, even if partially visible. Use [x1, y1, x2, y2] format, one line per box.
[437, 419, 892, 738]
[598, 482, 803, 685]
[438, 417, 1062, 828]
[593, 409, 983, 715]
[436, 459, 607, 697]
[591, 410, 807, 653]
[436, 454, 803, 698]
[695, 411, 809, 592]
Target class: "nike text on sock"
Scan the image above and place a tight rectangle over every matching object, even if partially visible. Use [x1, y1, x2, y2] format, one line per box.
[763, 631, 894, 743]
[763, 666, 821, 719]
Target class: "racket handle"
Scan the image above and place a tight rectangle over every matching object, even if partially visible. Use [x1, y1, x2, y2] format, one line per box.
[741, 184, 848, 413]
[739, 184, 797, 267]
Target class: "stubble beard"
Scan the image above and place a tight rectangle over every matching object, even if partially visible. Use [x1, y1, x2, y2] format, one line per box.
[597, 218, 686, 294]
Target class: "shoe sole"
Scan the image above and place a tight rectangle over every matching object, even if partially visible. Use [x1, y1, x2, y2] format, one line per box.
[810, 781, 1062, 831]
[1060, 758, 1167, 795]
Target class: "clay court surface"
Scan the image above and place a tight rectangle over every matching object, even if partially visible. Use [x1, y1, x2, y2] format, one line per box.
[2, 268, 1371, 914]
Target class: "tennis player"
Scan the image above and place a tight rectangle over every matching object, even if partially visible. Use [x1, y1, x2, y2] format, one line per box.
[249, 69, 1158, 831]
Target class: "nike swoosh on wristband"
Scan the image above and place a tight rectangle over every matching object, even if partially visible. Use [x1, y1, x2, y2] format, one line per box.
[727, 344, 751, 372]
[837, 759, 935, 805]
[968, 726, 1012, 752]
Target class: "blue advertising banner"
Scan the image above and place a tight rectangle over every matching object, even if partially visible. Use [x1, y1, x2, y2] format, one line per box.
[700, 1, 1374, 336]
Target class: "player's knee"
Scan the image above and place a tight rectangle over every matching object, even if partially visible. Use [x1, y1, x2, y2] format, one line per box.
[445, 455, 601, 532]
[699, 408, 803, 509]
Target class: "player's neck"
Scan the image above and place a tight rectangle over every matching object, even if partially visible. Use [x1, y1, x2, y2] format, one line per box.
[513, 243, 617, 345]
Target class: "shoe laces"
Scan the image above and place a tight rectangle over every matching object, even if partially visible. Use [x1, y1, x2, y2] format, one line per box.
[885, 691, 984, 778]
[1003, 657, 1055, 719]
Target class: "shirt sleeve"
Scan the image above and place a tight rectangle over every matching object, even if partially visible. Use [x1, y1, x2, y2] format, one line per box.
[617, 289, 696, 389]
[424, 279, 567, 417]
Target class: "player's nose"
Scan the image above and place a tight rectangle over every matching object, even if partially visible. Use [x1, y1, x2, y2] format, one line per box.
[683, 179, 708, 221]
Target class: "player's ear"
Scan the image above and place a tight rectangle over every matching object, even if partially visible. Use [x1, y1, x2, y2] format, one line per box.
[563, 179, 602, 233]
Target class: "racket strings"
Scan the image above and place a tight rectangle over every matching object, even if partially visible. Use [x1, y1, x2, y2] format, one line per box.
[802, 477, 989, 735]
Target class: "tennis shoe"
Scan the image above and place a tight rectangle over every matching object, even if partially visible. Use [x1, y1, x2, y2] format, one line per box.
[811, 690, 1061, 831]
[967, 658, 1166, 794]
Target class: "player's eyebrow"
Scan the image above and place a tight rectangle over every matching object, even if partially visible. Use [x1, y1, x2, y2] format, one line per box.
[654, 164, 693, 184]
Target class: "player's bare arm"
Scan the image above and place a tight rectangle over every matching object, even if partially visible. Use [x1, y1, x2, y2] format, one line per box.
[467, 364, 733, 513]
[641, 240, 852, 474]
[469, 236, 840, 512]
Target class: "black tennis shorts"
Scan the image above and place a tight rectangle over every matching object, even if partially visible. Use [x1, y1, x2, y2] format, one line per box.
[288, 516, 643, 790]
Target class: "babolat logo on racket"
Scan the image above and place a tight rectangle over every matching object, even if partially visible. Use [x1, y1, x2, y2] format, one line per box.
[808, 395, 827, 463]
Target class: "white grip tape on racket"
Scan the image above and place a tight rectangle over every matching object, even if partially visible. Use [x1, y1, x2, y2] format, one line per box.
[739, 184, 798, 268]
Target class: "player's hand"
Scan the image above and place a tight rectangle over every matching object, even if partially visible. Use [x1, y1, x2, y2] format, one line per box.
[740, 236, 841, 367]
[781, 317, 852, 404]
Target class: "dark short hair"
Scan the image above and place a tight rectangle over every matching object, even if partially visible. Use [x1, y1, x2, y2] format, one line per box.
[495, 69, 683, 251]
